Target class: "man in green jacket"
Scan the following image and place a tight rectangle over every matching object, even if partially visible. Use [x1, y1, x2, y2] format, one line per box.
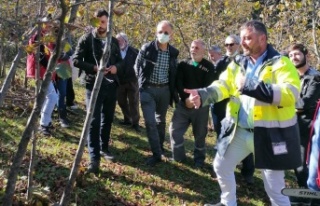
[186, 20, 301, 206]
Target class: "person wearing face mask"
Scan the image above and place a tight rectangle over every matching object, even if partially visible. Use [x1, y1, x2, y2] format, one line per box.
[134, 20, 179, 166]
[115, 32, 141, 132]
[169, 39, 216, 168]
[287, 43, 320, 206]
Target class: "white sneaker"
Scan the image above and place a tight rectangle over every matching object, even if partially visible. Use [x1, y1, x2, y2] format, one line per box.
[60, 119, 70, 128]
[69, 104, 78, 110]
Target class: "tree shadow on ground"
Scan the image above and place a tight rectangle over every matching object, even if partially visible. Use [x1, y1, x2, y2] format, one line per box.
[98, 126, 270, 205]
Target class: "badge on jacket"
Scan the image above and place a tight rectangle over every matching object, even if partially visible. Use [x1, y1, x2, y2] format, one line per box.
[272, 142, 288, 155]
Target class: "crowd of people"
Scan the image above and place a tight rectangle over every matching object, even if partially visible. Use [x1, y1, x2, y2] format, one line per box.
[27, 8, 320, 206]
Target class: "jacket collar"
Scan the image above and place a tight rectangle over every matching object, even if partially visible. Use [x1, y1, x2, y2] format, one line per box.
[246, 44, 279, 64]
[154, 39, 169, 52]
[263, 44, 280, 62]
[147, 40, 179, 57]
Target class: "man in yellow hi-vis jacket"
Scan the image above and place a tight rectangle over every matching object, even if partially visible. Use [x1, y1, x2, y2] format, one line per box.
[186, 20, 302, 206]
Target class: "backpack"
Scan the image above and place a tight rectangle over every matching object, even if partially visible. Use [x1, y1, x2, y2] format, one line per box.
[307, 100, 320, 191]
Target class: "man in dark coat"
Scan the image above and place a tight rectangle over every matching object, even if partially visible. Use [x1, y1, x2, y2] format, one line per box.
[116, 32, 140, 132]
[288, 43, 320, 205]
[73, 9, 124, 174]
[135, 20, 179, 166]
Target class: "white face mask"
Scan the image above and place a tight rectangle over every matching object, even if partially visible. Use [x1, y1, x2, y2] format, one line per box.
[157, 33, 170, 44]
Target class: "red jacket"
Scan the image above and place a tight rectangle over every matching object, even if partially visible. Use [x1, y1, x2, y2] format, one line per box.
[26, 33, 50, 79]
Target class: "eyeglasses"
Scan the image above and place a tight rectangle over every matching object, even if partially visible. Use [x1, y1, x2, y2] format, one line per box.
[158, 31, 169, 35]
[225, 43, 235, 47]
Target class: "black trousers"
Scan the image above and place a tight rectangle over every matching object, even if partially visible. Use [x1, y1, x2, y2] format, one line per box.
[86, 82, 118, 162]
[294, 139, 309, 188]
[66, 77, 75, 106]
[240, 153, 255, 178]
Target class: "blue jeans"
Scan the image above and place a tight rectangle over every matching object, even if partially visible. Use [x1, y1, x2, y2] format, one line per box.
[55, 78, 67, 119]
[307, 109, 320, 191]
[40, 81, 58, 126]
[86, 83, 117, 162]
[140, 86, 170, 159]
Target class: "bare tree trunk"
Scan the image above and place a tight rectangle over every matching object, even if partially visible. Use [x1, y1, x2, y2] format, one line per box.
[59, 1, 115, 205]
[0, 40, 3, 77]
[311, 0, 320, 65]
[23, 69, 28, 88]
[27, 131, 37, 200]
[35, 26, 42, 93]
[0, 41, 6, 78]
[0, 26, 38, 107]
[2, 1, 67, 204]
[68, 0, 81, 24]
[1, 55, 6, 78]
[11, 0, 20, 86]
[0, 49, 22, 107]
[27, 1, 45, 200]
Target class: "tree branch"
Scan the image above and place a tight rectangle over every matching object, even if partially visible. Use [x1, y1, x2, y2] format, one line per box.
[59, 0, 115, 205]
[1, 0, 68, 205]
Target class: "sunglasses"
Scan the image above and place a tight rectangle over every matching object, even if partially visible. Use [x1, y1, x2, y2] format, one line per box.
[225, 43, 235, 47]
[158, 31, 169, 35]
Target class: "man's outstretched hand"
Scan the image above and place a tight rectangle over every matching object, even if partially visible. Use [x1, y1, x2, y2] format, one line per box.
[184, 89, 201, 109]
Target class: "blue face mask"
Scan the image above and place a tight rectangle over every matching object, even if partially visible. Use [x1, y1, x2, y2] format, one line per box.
[157, 33, 170, 44]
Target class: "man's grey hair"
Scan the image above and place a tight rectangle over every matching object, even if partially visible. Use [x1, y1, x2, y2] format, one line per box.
[192, 39, 207, 49]
[209, 45, 222, 53]
[240, 20, 268, 39]
[226, 34, 240, 44]
[157, 20, 174, 30]
[116, 32, 129, 43]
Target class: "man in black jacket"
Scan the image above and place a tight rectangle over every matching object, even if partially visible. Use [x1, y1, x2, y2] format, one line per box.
[288, 43, 320, 205]
[116, 32, 140, 132]
[169, 39, 216, 168]
[73, 9, 124, 174]
[135, 20, 179, 166]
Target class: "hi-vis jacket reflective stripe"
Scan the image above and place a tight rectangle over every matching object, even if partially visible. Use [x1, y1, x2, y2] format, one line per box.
[198, 45, 302, 170]
[200, 54, 300, 129]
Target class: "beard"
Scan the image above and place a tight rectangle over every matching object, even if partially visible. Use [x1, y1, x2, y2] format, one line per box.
[242, 45, 262, 57]
[294, 56, 307, 69]
[242, 48, 250, 56]
[97, 27, 107, 35]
